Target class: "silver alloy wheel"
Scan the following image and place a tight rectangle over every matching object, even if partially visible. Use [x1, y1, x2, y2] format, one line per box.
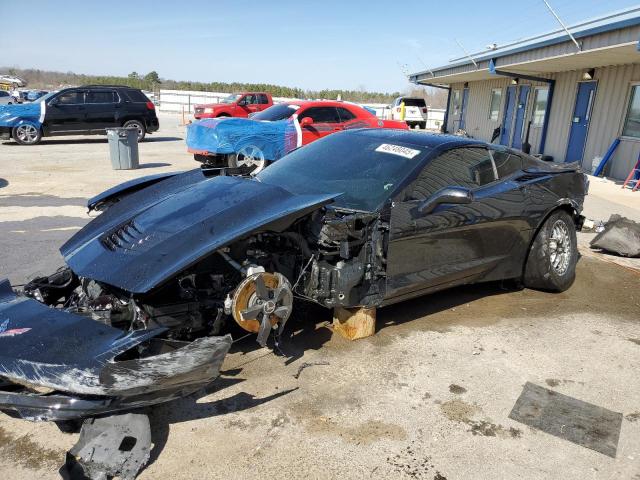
[549, 219, 571, 275]
[16, 124, 39, 144]
[236, 145, 266, 174]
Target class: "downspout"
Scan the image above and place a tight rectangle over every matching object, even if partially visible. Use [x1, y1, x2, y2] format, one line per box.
[538, 79, 554, 155]
[423, 83, 451, 134]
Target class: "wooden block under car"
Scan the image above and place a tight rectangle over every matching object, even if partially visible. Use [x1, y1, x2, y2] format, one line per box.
[332, 307, 376, 340]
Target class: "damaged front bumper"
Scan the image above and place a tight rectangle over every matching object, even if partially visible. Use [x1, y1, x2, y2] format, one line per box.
[0, 279, 232, 421]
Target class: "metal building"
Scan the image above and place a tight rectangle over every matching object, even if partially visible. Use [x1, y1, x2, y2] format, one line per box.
[409, 7, 640, 180]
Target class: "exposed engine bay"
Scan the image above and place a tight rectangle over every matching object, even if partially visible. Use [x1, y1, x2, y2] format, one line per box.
[23, 207, 389, 349]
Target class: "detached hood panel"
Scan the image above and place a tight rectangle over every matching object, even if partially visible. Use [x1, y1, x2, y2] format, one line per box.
[61, 170, 335, 293]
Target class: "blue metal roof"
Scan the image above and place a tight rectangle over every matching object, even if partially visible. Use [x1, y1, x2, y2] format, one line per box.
[411, 6, 640, 79]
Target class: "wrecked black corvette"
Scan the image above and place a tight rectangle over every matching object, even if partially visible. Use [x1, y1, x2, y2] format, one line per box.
[0, 129, 587, 421]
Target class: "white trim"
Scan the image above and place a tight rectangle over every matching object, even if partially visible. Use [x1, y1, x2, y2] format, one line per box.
[292, 114, 302, 148]
[39, 101, 46, 124]
[618, 81, 640, 140]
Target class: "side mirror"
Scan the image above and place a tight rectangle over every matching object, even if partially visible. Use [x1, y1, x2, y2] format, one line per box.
[299, 117, 314, 127]
[417, 186, 473, 216]
[238, 98, 248, 106]
[48, 98, 59, 106]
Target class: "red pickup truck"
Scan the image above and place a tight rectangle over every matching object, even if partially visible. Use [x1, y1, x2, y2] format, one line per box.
[193, 92, 273, 119]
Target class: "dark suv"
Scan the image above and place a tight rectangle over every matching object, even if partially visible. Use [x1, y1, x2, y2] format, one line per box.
[1, 85, 159, 145]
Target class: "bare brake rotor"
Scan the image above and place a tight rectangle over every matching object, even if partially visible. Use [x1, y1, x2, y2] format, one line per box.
[231, 272, 293, 347]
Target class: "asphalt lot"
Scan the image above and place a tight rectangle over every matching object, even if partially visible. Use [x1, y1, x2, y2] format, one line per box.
[0, 114, 639, 479]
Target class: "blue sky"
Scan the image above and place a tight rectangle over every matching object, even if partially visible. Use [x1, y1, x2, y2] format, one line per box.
[1, 0, 638, 92]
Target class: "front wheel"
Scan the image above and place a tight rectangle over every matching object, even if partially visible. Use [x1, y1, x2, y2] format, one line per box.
[12, 123, 42, 145]
[523, 210, 578, 292]
[123, 119, 146, 142]
[229, 145, 268, 174]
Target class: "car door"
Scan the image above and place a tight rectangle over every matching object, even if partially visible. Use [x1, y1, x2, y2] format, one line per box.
[297, 106, 342, 144]
[84, 90, 120, 131]
[336, 106, 372, 130]
[256, 94, 270, 112]
[385, 146, 528, 299]
[238, 94, 260, 116]
[46, 90, 87, 133]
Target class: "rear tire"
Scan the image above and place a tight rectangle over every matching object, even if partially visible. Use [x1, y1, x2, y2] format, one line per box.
[123, 119, 146, 142]
[229, 145, 268, 174]
[12, 123, 42, 145]
[523, 210, 577, 292]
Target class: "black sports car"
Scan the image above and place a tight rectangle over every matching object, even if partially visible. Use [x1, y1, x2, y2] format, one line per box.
[0, 129, 587, 421]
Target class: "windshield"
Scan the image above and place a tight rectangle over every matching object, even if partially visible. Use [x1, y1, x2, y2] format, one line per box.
[221, 94, 240, 104]
[402, 98, 426, 108]
[252, 103, 298, 121]
[36, 91, 58, 103]
[257, 132, 430, 211]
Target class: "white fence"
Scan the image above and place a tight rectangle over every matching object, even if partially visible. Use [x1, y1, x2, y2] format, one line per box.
[157, 89, 445, 129]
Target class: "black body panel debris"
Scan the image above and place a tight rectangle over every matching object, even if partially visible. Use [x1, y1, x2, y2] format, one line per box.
[0, 279, 232, 421]
[590, 214, 640, 257]
[61, 413, 151, 480]
[509, 382, 623, 457]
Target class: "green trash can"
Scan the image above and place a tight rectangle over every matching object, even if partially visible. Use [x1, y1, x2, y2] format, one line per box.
[106, 127, 139, 170]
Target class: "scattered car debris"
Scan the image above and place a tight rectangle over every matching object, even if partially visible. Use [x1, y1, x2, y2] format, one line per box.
[60, 413, 151, 480]
[293, 361, 330, 379]
[590, 214, 640, 257]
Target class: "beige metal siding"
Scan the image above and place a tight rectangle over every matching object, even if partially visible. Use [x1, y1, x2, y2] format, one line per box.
[500, 25, 640, 67]
[583, 64, 640, 179]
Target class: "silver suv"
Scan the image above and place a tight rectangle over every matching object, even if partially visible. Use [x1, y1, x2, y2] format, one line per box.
[0, 90, 15, 105]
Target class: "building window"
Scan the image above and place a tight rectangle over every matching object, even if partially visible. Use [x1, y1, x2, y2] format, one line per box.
[532, 88, 549, 126]
[622, 85, 640, 138]
[452, 90, 461, 114]
[488, 88, 502, 121]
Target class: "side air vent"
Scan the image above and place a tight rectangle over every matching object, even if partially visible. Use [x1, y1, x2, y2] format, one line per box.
[101, 220, 145, 252]
[515, 173, 549, 183]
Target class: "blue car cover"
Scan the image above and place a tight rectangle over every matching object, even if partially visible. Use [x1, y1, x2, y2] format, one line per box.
[186, 116, 300, 161]
[0, 102, 45, 131]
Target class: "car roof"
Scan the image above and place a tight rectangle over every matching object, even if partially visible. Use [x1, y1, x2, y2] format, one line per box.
[344, 128, 487, 149]
[285, 100, 363, 108]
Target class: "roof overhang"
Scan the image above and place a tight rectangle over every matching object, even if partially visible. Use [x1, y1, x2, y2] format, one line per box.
[412, 42, 639, 85]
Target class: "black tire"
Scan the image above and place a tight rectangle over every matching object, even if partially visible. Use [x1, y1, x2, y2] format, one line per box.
[523, 210, 577, 292]
[123, 119, 146, 142]
[12, 123, 42, 145]
[216, 113, 231, 118]
[419, 121, 427, 130]
[229, 145, 269, 174]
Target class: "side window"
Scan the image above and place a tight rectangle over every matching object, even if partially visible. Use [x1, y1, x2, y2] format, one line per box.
[86, 91, 117, 104]
[408, 147, 497, 200]
[56, 91, 84, 104]
[299, 107, 341, 123]
[491, 149, 522, 178]
[336, 107, 357, 122]
[258, 94, 269, 104]
[124, 89, 149, 102]
[242, 94, 257, 105]
[0, 91, 8, 97]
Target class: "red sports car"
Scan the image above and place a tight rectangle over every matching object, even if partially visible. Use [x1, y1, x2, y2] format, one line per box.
[187, 100, 408, 173]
